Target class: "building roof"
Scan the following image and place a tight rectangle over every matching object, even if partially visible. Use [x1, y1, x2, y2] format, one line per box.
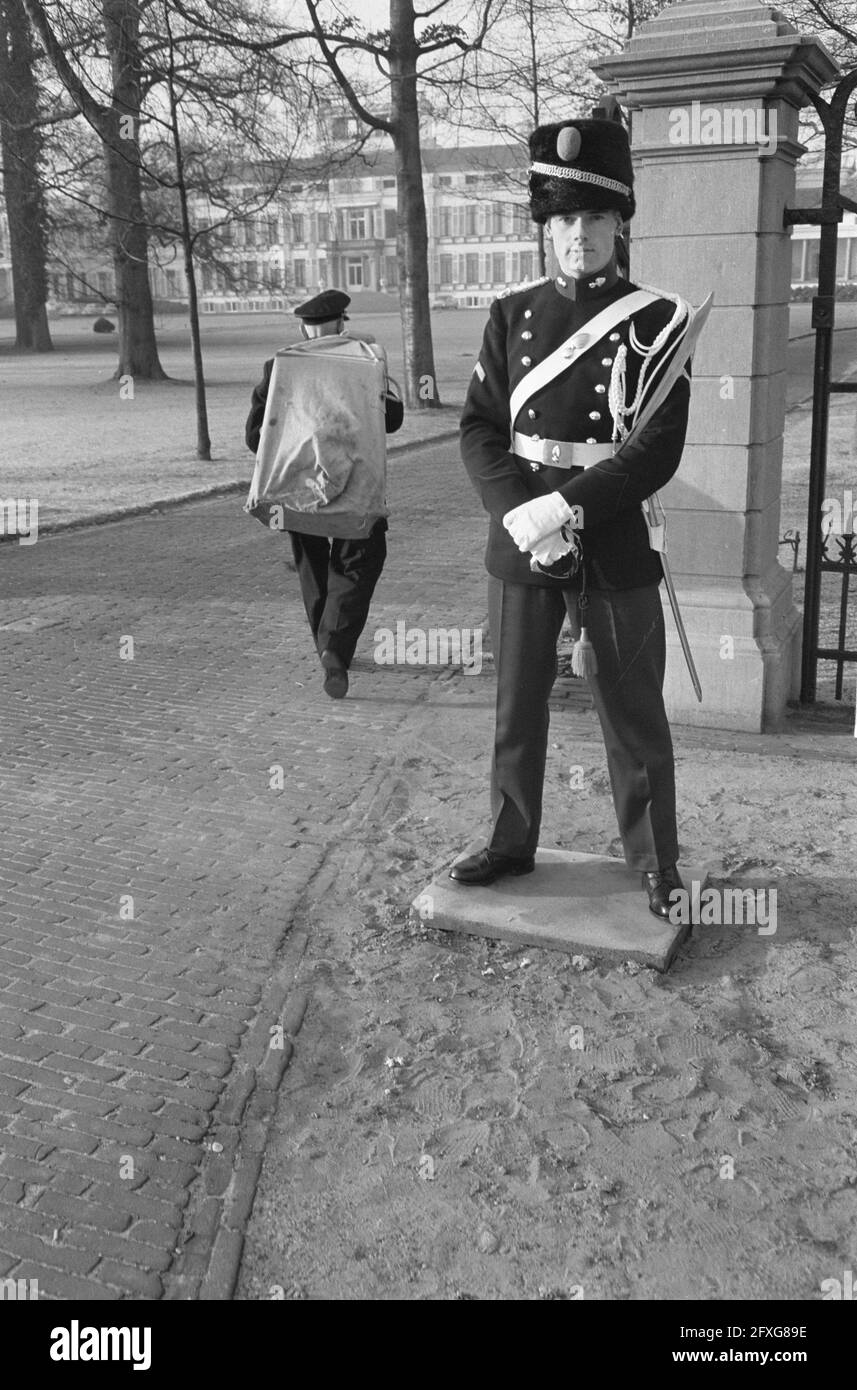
[282, 141, 527, 183]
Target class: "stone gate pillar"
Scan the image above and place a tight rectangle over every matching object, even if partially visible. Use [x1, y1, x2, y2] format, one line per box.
[594, 0, 838, 730]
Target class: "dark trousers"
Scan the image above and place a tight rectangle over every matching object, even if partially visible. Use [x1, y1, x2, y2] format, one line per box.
[289, 520, 387, 667]
[487, 577, 679, 872]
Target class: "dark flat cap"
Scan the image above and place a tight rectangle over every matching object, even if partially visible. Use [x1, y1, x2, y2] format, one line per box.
[293, 289, 351, 323]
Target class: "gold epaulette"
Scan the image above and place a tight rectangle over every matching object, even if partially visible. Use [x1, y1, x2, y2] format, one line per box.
[496, 275, 551, 300]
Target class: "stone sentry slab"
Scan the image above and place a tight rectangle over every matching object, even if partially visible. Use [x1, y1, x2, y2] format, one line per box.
[412, 849, 712, 973]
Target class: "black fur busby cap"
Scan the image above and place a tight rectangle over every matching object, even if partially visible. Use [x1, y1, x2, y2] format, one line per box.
[528, 119, 635, 224]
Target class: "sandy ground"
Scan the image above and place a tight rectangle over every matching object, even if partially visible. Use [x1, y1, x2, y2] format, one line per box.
[234, 679, 856, 1301]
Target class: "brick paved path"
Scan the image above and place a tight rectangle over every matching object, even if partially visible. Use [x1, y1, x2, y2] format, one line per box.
[0, 438, 485, 1299]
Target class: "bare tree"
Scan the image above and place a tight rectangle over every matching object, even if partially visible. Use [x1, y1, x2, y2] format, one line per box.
[0, 0, 52, 350]
[23, 0, 167, 378]
[301, 0, 502, 409]
[171, 0, 502, 410]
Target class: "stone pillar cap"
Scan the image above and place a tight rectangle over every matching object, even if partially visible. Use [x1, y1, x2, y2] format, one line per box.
[593, 0, 839, 107]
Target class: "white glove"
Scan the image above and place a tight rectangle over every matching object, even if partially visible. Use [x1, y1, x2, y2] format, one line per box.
[504, 492, 575, 551]
[529, 528, 572, 565]
[529, 527, 581, 570]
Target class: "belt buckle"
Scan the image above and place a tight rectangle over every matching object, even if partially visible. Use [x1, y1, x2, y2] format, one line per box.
[545, 440, 564, 468]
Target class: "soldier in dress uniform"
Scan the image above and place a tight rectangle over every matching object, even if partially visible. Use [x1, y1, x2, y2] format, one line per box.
[245, 289, 403, 699]
[449, 119, 693, 920]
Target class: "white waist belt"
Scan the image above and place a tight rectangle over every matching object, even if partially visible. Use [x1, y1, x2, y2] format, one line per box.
[512, 434, 617, 468]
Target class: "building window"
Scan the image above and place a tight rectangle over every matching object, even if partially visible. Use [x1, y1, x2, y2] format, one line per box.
[267, 217, 278, 242]
[491, 203, 505, 236]
[383, 178, 396, 188]
[465, 253, 479, 285]
[519, 251, 534, 281]
[438, 206, 452, 238]
[836, 237, 848, 279]
[439, 253, 453, 284]
[346, 257, 364, 287]
[294, 259, 306, 288]
[492, 252, 505, 284]
[317, 212, 329, 243]
[291, 213, 305, 243]
[384, 208, 397, 239]
[465, 204, 478, 236]
[791, 241, 805, 283]
[384, 255, 398, 286]
[347, 208, 368, 240]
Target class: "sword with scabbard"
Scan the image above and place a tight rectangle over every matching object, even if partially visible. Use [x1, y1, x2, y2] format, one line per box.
[628, 293, 714, 703]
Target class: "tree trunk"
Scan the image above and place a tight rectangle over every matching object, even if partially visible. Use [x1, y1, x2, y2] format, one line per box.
[389, 0, 440, 409]
[0, 0, 52, 351]
[102, 0, 165, 380]
[164, 2, 210, 460]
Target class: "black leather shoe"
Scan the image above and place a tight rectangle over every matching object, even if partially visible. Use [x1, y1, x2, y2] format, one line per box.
[449, 848, 535, 886]
[642, 865, 684, 920]
[321, 649, 348, 700]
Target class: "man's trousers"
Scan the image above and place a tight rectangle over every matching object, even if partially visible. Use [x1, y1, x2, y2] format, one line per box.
[487, 577, 680, 872]
[289, 519, 387, 667]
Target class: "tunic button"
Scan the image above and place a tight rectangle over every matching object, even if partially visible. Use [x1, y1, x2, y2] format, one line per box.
[557, 277, 567, 287]
[521, 330, 532, 340]
[527, 408, 537, 419]
[530, 461, 541, 472]
[586, 437, 597, 444]
[595, 384, 606, 394]
[521, 356, 532, 366]
[609, 332, 620, 342]
[524, 309, 533, 319]
[532, 434, 541, 442]
[602, 357, 612, 366]
[588, 410, 601, 420]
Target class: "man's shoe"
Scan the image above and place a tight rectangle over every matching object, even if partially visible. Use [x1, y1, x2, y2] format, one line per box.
[642, 865, 684, 920]
[449, 848, 535, 886]
[321, 649, 348, 700]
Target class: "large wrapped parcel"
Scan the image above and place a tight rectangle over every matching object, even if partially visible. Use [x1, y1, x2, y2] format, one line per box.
[245, 336, 389, 539]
